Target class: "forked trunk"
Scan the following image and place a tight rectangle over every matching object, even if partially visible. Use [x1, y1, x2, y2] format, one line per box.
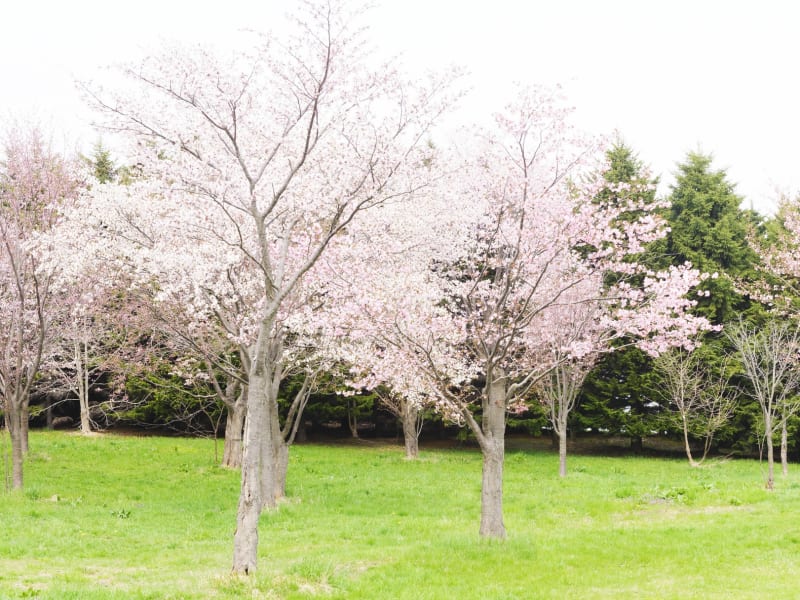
[479, 372, 506, 539]
[222, 399, 247, 469]
[79, 394, 92, 434]
[401, 402, 420, 459]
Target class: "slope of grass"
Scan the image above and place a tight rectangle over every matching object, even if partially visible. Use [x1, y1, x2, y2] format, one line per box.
[1, 432, 799, 598]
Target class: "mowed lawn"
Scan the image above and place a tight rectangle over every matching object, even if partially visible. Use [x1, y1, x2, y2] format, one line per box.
[2, 432, 800, 599]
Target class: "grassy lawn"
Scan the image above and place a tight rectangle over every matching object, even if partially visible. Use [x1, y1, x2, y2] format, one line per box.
[1, 432, 799, 598]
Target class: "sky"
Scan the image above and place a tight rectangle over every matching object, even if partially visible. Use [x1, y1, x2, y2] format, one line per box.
[1, 0, 798, 214]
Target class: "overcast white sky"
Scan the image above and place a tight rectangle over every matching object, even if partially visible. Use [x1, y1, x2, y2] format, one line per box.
[2, 0, 797, 214]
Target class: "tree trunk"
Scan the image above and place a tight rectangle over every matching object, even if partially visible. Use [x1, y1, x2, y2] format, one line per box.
[7, 403, 24, 490]
[401, 401, 420, 460]
[232, 375, 267, 574]
[765, 417, 775, 490]
[630, 435, 643, 453]
[274, 439, 289, 500]
[347, 398, 359, 438]
[77, 338, 92, 434]
[222, 398, 247, 469]
[781, 419, 788, 477]
[259, 387, 284, 509]
[79, 394, 92, 434]
[681, 414, 699, 467]
[479, 372, 506, 539]
[557, 427, 568, 478]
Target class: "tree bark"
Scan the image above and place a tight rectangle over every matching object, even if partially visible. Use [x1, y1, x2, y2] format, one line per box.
[222, 397, 247, 469]
[347, 398, 359, 438]
[259, 382, 284, 509]
[79, 393, 92, 434]
[781, 419, 788, 477]
[77, 337, 92, 434]
[479, 371, 506, 539]
[765, 414, 775, 490]
[681, 414, 699, 467]
[274, 439, 289, 500]
[401, 401, 420, 460]
[7, 403, 24, 490]
[232, 372, 267, 574]
[557, 428, 568, 478]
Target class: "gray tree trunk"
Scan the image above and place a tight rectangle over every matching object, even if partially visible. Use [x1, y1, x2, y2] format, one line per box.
[232, 372, 267, 574]
[7, 403, 24, 490]
[274, 439, 289, 500]
[222, 398, 247, 469]
[781, 419, 788, 477]
[259, 376, 284, 509]
[557, 428, 568, 478]
[401, 402, 420, 460]
[681, 414, 699, 467]
[765, 414, 775, 490]
[347, 398, 359, 438]
[479, 372, 506, 539]
[231, 324, 278, 575]
[76, 338, 92, 434]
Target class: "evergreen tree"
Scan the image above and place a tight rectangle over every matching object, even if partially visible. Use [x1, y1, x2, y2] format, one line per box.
[652, 151, 761, 324]
[580, 150, 767, 451]
[88, 140, 116, 184]
[576, 142, 663, 448]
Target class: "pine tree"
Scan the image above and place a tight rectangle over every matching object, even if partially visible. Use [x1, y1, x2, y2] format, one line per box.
[89, 140, 116, 184]
[653, 151, 760, 324]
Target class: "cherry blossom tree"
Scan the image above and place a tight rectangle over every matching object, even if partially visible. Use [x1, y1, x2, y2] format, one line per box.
[334, 88, 712, 539]
[536, 265, 717, 477]
[377, 389, 431, 459]
[53, 0, 457, 573]
[0, 125, 79, 489]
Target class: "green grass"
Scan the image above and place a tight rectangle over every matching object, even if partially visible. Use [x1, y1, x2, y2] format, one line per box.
[2, 432, 800, 598]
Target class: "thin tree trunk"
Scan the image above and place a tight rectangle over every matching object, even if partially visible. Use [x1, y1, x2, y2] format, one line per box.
[79, 339, 92, 434]
[681, 414, 699, 467]
[347, 398, 359, 438]
[222, 397, 247, 469]
[766, 417, 775, 490]
[781, 419, 788, 477]
[479, 372, 506, 539]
